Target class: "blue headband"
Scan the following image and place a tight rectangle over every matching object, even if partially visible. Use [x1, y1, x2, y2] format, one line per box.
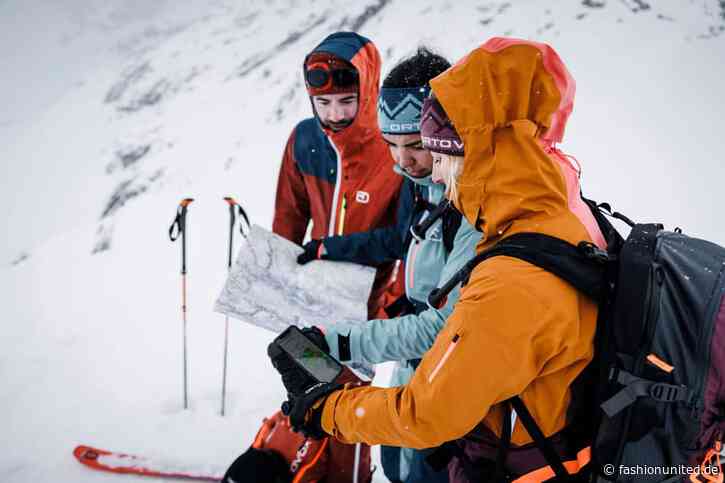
[378, 86, 430, 134]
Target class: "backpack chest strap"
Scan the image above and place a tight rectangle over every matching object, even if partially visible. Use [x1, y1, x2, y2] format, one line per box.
[601, 369, 695, 418]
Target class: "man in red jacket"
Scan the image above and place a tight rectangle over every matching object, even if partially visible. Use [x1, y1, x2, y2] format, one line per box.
[228, 32, 405, 483]
[273, 31, 405, 321]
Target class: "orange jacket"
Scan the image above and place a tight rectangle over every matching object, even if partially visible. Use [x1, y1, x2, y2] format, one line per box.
[319, 39, 598, 456]
[272, 32, 404, 319]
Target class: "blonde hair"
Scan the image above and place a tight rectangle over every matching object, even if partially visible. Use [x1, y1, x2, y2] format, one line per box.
[439, 154, 464, 200]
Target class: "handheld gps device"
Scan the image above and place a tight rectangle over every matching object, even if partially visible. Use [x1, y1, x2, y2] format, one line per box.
[268, 326, 344, 385]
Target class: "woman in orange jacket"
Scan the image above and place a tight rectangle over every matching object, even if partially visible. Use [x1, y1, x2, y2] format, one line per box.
[272, 38, 599, 482]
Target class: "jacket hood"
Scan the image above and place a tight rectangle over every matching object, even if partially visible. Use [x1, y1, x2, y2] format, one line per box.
[304, 32, 382, 154]
[430, 37, 581, 247]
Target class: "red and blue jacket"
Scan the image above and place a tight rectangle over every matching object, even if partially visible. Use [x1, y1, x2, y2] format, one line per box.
[272, 32, 405, 320]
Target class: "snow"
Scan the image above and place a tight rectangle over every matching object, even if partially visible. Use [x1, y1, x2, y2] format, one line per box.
[1, 1, 725, 481]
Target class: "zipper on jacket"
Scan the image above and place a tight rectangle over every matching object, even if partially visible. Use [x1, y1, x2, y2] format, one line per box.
[429, 333, 460, 383]
[407, 241, 420, 293]
[406, 185, 433, 296]
[337, 194, 347, 235]
[327, 141, 343, 236]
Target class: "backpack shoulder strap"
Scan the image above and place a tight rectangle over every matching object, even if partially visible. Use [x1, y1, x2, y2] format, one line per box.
[409, 198, 450, 242]
[608, 223, 662, 356]
[442, 205, 463, 254]
[428, 232, 608, 309]
[582, 197, 629, 252]
[509, 396, 570, 479]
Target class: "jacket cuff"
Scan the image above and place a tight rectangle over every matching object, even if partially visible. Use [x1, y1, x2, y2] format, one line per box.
[325, 328, 352, 362]
[320, 386, 346, 439]
[325, 330, 340, 360]
[321, 235, 344, 260]
[347, 326, 364, 364]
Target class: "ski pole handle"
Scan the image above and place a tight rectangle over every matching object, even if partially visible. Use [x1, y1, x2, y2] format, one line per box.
[223, 196, 251, 237]
[169, 198, 194, 275]
[223, 197, 237, 269]
[169, 198, 195, 241]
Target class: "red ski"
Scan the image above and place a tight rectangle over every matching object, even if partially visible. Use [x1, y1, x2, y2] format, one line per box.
[73, 445, 225, 481]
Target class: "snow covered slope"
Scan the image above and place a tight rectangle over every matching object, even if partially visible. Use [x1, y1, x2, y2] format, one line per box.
[1, 1, 724, 481]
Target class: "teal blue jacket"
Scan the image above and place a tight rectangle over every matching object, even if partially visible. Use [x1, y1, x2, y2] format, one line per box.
[322, 168, 479, 483]
[324, 166, 480, 366]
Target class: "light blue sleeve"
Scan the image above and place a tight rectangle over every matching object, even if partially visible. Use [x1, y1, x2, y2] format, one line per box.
[324, 219, 480, 365]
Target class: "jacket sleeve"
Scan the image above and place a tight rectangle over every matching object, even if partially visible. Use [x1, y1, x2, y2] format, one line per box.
[321, 274, 560, 450]
[321, 177, 414, 266]
[272, 128, 310, 245]
[324, 219, 481, 364]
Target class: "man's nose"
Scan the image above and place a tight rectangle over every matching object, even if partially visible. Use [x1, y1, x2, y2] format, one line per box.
[328, 105, 345, 122]
[397, 150, 413, 168]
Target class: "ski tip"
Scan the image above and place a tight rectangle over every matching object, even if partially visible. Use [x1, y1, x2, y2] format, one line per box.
[73, 445, 91, 459]
[73, 444, 223, 481]
[73, 445, 108, 462]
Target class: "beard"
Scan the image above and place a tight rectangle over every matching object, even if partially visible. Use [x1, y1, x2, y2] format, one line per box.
[322, 118, 354, 131]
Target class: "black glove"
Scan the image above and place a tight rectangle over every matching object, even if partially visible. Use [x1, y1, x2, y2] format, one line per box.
[300, 326, 329, 353]
[297, 239, 325, 265]
[268, 344, 317, 398]
[268, 326, 339, 439]
[268, 326, 331, 398]
[287, 382, 342, 439]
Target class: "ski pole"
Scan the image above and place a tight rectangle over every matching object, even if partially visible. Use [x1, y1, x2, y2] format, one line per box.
[169, 197, 194, 410]
[220, 196, 250, 416]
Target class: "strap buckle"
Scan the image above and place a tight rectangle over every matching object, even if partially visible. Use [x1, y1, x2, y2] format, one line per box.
[650, 382, 690, 403]
[601, 368, 693, 418]
[577, 241, 609, 263]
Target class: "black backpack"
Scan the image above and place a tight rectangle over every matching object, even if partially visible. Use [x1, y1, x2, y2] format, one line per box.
[427, 200, 725, 482]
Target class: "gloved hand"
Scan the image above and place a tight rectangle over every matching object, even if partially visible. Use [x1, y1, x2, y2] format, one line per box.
[297, 239, 327, 265]
[268, 326, 341, 439]
[287, 382, 342, 439]
[268, 326, 331, 398]
[268, 344, 317, 399]
[300, 326, 329, 353]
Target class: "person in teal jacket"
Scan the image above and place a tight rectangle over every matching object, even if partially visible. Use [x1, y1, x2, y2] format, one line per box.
[296, 47, 481, 483]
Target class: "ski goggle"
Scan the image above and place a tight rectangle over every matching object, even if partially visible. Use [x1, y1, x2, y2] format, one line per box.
[305, 64, 359, 90]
